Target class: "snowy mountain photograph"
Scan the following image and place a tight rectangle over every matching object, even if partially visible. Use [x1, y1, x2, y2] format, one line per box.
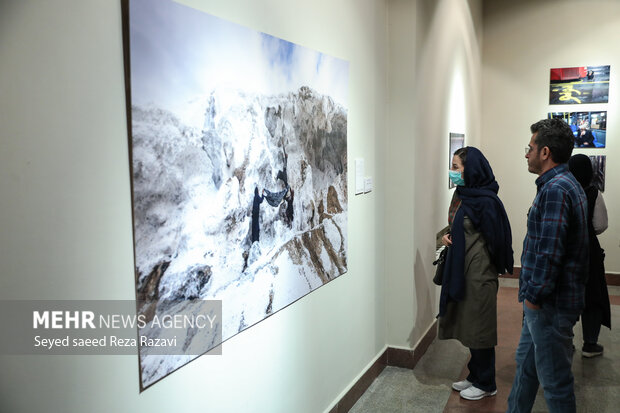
[124, 0, 349, 389]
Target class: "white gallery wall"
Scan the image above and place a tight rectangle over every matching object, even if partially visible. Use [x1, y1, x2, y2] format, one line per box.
[482, 0, 620, 273]
[0, 0, 388, 412]
[385, 0, 483, 348]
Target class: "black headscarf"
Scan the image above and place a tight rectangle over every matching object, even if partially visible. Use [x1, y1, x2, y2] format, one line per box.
[568, 153, 598, 237]
[439, 147, 514, 317]
[568, 154, 593, 188]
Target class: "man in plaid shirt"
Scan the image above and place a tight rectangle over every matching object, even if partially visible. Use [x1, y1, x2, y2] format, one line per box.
[507, 119, 588, 413]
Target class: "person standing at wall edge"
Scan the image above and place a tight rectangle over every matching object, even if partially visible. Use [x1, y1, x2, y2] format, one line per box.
[438, 146, 514, 401]
[568, 154, 611, 358]
[506, 119, 589, 413]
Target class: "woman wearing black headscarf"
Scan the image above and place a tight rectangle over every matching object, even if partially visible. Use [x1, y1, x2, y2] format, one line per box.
[438, 146, 514, 401]
[568, 154, 610, 358]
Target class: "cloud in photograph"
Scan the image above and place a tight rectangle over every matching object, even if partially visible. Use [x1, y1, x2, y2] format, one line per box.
[129, 0, 349, 116]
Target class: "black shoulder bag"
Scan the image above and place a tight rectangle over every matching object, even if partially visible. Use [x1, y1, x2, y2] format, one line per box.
[432, 247, 448, 286]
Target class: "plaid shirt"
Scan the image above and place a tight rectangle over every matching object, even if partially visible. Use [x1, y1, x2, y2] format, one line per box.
[519, 164, 588, 310]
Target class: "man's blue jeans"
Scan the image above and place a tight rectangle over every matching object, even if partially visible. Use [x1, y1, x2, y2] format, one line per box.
[506, 302, 580, 413]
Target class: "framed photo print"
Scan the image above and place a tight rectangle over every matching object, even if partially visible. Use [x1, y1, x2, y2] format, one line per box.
[449, 133, 465, 189]
[549, 65, 610, 104]
[547, 111, 607, 148]
[123, 0, 349, 389]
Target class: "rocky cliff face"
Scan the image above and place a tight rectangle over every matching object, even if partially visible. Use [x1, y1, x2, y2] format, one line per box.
[131, 86, 347, 387]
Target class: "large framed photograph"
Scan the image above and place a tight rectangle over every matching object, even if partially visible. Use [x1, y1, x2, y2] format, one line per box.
[547, 111, 607, 148]
[123, 0, 349, 390]
[549, 65, 610, 104]
[449, 133, 465, 189]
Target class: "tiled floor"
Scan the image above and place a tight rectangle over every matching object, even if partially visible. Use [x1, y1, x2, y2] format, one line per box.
[350, 280, 620, 413]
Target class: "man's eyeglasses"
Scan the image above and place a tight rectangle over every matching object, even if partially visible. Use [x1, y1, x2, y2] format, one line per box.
[525, 146, 533, 155]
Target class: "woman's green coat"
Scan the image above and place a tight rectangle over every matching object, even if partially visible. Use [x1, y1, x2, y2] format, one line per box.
[438, 217, 498, 349]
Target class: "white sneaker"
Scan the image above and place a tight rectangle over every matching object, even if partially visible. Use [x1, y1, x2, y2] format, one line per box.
[460, 385, 497, 400]
[451, 379, 472, 391]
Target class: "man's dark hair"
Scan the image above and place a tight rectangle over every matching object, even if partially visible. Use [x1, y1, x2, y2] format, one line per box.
[530, 119, 574, 164]
[454, 147, 468, 165]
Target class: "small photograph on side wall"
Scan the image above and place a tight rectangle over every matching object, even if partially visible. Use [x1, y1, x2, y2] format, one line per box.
[547, 111, 606, 148]
[589, 155, 606, 193]
[549, 65, 610, 104]
[449, 133, 465, 189]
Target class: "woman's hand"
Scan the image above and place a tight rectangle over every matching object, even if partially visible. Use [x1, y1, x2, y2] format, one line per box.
[441, 233, 452, 246]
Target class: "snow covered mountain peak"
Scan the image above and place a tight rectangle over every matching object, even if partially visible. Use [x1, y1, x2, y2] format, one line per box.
[131, 85, 348, 386]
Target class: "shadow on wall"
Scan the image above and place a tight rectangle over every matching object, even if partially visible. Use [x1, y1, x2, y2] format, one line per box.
[409, 249, 436, 347]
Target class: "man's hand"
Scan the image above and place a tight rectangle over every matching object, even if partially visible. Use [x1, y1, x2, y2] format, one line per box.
[525, 299, 541, 310]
